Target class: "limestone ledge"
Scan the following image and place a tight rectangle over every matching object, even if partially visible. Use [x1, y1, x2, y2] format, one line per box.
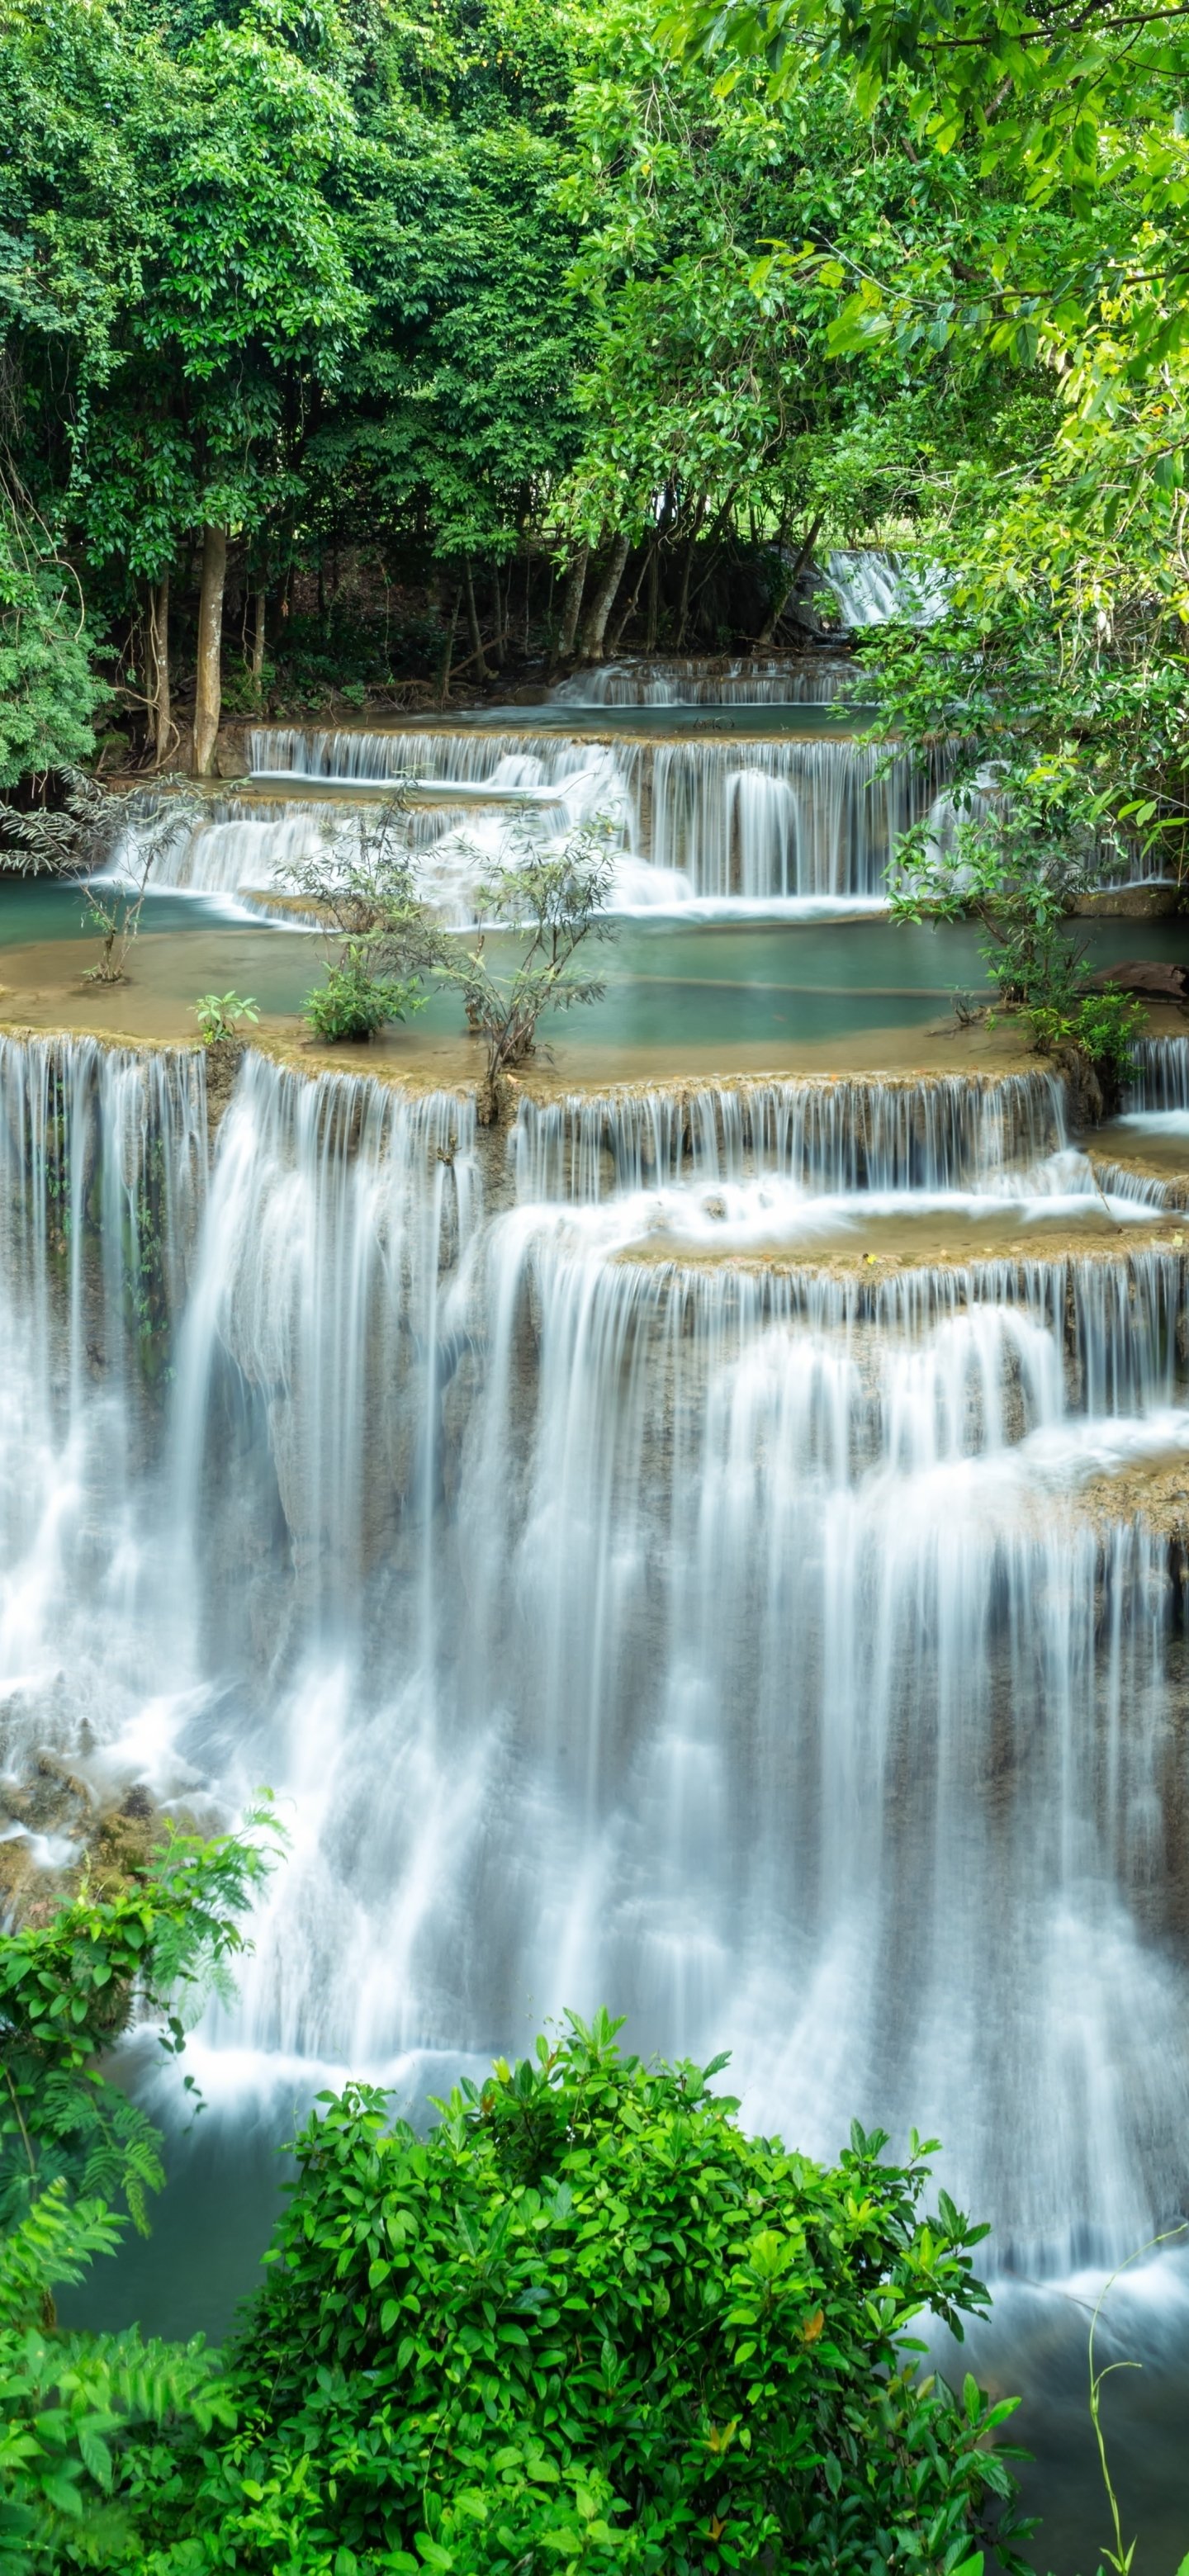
[605, 1229, 1189, 1283]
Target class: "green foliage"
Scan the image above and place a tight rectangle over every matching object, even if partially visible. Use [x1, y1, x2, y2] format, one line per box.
[168, 2010, 1029, 2574]
[289, 798, 444, 1039]
[0, 1873, 1031, 2576]
[451, 821, 614, 1114]
[892, 788, 1147, 1075]
[192, 991, 260, 1045]
[1, 1803, 281, 2232]
[0, 1804, 279, 2570]
[304, 959, 419, 1042]
[0, 507, 100, 792]
[0, 2187, 232, 2576]
[557, 3, 1007, 599]
[0, 768, 112, 878]
[1027, 991, 1145, 1080]
[661, 0, 1189, 872]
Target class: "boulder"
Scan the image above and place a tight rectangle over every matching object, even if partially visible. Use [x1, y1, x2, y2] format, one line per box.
[1085, 959, 1189, 998]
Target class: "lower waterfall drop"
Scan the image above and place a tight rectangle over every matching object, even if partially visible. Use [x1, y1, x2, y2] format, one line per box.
[2, 1035, 1189, 2280]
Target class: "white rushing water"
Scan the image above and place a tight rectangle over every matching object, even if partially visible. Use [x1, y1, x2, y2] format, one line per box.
[549, 656, 855, 704]
[824, 549, 950, 629]
[124, 713, 937, 916]
[4, 1035, 1189, 2274]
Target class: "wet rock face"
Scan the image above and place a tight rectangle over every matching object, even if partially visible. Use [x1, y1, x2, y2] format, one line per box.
[0, 1752, 165, 1929]
[201, 1036, 245, 1132]
[1057, 1041, 1106, 1129]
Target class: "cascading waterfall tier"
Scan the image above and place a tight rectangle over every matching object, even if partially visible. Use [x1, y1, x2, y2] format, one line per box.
[0, 1036, 206, 1803]
[825, 549, 950, 628]
[127, 719, 938, 911]
[549, 657, 855, 705]
[228, 722, 937, 907]
[1128, 1035, 1189, 1109]
[3, 1035, 1189, 2275]
[509, 1069, 1068, 1200]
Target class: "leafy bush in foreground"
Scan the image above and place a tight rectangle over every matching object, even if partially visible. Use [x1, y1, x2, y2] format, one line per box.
[0, 1875, 1028, 2576]
[0, 1810, 278, 2568]
[174, 2011, 1028, 2575]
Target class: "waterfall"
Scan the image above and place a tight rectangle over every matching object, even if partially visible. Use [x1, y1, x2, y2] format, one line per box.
[125, 725, 936, 910]
[920, 769, 1168, 893]
[509, 1071, 1068, 1200]
[824, 550, 950, 629]
[0, 1038, 206, 1810]
[248, 725, 628, 795]
[4, 1034, 1189, 2272]
[1127, 1036, 1189, 1109]
[172, 1057, 478, 1635]
[549, 657, 855, 705]
[643, 736, 936, 897]
[142, 801, 346, 897]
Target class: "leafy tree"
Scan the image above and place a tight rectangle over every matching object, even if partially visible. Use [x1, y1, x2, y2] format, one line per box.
[661, 0, 1189, 880]
[291, 0, 590, 689]
[0, 501, 100, 788]
[2, 0, 365, 772]
[451, 822, 615, 1118]
[559, 5, 1034, 652]
[288, 793, 448, 1038]
[161, 2011, 1030, 2574]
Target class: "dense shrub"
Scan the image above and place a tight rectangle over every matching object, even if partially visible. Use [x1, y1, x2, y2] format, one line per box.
[1, 1882, 1029, 2576]
[303, 963, 412, 1042]
[0, 514, 99, 793]
[171, 2013, 1029, 2574]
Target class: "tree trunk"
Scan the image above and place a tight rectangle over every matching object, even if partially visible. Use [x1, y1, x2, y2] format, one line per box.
[758, 513, 824, 648]
[645, 543, 661, 654]
[491, 568, 505, 666]
[147, 575, 170, 767]
[438, 586, 462, 704]
[557, 542, 589, 662]
[193, 524, 227, 776]
[580, 533, 630, 661]
[252, 587, 267, 686]
[673, 498, 708, 650]
[607, 543, 653, 659]
[464, 560, 490, 683]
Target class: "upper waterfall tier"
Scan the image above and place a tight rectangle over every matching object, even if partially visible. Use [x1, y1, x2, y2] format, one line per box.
[547, 656, 855, 704]
[4, 1033, 1189, 2275]
[123, 721, 936, 914]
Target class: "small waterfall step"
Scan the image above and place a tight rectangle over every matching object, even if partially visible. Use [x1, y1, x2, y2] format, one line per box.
[548, 655, 855, 704]
[510, 1069, 1068, 1198]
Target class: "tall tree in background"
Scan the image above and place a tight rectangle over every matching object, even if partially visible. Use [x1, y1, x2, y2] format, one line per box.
[557, 0, 1030, 647]
[663, 0, 1189, 874]
[1, 0, 362, 770]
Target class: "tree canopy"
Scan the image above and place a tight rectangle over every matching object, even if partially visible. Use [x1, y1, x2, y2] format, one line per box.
[0, 0, 1183, 902]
